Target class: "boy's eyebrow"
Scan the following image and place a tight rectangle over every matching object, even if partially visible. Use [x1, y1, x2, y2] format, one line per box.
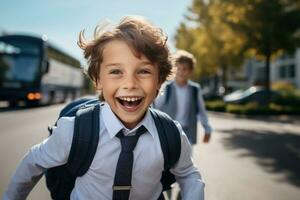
[103, 63, 122, 68]
[139, 61, 152, 65]
[103, 61, 153, 68]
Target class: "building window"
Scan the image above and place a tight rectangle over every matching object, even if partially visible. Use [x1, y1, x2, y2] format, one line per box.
[287, 64, 295, 78]
[255, 67, 265, 81]
[278, 64, 296, 79]
[279, 66, 286, 78]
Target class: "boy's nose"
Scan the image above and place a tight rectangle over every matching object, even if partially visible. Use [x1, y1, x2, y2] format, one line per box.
[122, 75, 138, 90]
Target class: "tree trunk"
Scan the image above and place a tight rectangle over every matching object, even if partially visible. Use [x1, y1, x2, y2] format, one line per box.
[221, 65, 228, 95]
[265, 51, 271, 105]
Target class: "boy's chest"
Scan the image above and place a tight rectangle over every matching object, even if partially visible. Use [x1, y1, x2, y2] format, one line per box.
[87, 133, 164, 181]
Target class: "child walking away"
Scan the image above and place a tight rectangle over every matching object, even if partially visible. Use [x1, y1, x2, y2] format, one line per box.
[3, 16, 205, 200]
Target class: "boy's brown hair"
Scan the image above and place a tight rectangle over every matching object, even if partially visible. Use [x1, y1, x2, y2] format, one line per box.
[78, 16, 173, 85]
[174, 50, 196, 70]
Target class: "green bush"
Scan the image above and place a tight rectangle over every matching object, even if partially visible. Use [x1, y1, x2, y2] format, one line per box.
[269, 103, 300, 115]
[226, 102, 270, 115]
[206, 97, 300, 115]
[205, 100, 226, 112]
[273, 92, 300, 106]
[225, 102, 300, 115]
[225, 103, 244, 114]
[272, 81, 295, 93]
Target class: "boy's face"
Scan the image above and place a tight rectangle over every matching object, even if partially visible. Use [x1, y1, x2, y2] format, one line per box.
[97, 40, 161, 129]
[175, 62, 193, 85]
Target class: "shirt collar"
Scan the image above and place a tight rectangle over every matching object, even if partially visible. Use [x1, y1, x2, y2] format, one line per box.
[101, 102, 156, 139]
[174, 81, 188, 89]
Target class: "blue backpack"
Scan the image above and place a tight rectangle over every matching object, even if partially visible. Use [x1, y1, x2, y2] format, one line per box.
[45, 97, 181, 200]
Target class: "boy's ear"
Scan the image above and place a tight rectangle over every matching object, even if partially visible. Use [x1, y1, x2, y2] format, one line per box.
[95, 81, 103, 91]
[157, 82, 162, 91]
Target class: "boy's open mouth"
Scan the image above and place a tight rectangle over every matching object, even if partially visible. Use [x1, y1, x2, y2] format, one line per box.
[117, 96, 143, 110]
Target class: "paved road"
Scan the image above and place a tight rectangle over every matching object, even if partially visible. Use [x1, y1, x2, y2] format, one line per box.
[184, 112, 300, 200]
[0, 104, 299, 200]
[0, 104, 63, 200]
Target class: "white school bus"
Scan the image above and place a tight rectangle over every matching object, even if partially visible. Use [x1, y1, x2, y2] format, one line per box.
[0, 34, 84, 107]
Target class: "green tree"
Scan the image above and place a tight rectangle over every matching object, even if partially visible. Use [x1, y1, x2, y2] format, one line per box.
[225, 0, 300, 102]
[175, 0, 246, 92]
[175, 23, 195, 51]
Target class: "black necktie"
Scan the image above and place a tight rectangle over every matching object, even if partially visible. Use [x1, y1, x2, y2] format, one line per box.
[113, 125, 147, 200]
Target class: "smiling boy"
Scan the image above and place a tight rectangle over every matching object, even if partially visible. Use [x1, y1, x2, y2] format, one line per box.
[4, 16, 205, 200]
[97, 40, 160, 129]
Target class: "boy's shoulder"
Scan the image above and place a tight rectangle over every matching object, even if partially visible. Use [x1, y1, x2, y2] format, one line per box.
[54, 116, 75, 135]
[187, 80, 200, 89]
[164, 80, 174, 87]
[168, 80, 200, 89]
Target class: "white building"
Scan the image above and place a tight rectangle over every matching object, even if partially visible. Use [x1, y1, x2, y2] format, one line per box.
[227, 48, 300, 90]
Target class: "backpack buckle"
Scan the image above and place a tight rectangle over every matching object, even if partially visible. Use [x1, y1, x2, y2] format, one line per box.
[112, 185, 131, 191]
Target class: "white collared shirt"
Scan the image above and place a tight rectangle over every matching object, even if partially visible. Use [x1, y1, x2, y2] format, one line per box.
[3, 103, 204, 200]
[173, 82, 190, 127]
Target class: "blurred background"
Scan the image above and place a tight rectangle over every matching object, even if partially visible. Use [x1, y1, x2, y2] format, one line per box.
[0, 0, 300, 200]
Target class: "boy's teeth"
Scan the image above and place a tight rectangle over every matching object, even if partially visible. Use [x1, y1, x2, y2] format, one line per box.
[119, 97, 142, 102]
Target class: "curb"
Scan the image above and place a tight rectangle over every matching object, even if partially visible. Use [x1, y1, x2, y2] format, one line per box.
[208, 111, 300, 124]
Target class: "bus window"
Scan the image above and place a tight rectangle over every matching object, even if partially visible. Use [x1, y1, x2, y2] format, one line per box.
[0, 42, 21, 54]
[0, 40, 40, 55]
[0, 55, 40, 83]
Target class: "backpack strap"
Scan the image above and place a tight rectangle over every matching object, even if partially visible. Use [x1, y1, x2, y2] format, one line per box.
[150, 108, 181, 190]
[164, 83, 172, 105]
[59, 97, 99, 118]
[67, 103, 100, 176]
[191, 85, 199, 114]
[48, 98, 99, 135]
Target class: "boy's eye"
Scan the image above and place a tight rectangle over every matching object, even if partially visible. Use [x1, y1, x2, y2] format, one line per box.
[138, 69, 151, 74]
[109, 69, 122, 75]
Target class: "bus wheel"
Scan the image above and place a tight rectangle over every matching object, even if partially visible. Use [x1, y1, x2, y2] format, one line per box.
[26, 101, 39, 107]
[50, 91, 55, 104]
[9, 101, 18, 108]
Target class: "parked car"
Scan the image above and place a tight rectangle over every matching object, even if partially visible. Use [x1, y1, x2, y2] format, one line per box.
[203, 91, 222, 100]
[223, 86, 279, 104]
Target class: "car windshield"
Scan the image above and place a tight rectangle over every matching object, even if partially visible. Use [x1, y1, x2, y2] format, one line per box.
[241, 87, 262, 98]
[229, 89, 245, 96]
[224, 89, 245, 100]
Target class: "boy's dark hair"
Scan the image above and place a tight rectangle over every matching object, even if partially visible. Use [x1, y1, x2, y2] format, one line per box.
[78, 16, 173, 85]
[174, 49, 196, 70]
